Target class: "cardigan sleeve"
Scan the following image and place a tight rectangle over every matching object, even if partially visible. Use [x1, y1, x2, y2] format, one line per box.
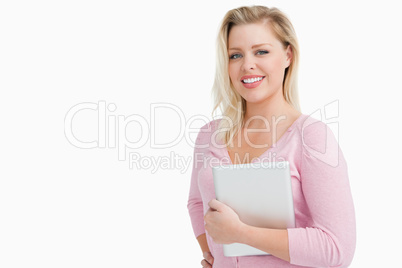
[187, 130, 207, 238]
[287, 121, 356, 267]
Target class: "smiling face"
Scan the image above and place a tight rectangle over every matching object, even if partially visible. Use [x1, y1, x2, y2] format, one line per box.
[228, 22, 292, 104]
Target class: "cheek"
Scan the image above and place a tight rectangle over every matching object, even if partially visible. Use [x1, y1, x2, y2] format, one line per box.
[228, 63, 238, 82]
[271, 57, 287, 73]
[260, 56, 285, 75]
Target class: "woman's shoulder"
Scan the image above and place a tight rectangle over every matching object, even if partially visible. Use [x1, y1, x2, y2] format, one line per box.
[198, 118, 221, 131]
[295, 114, 329, 134]
[295, 114, 341, 161]
[296, 114, 336, 141]
[194, 118, 222, 145]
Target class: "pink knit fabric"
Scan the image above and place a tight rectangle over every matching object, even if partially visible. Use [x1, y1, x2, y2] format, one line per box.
[187, 114, 356, 267]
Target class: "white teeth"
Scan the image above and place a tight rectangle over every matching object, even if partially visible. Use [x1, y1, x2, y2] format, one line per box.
[243, 77, 263, 84]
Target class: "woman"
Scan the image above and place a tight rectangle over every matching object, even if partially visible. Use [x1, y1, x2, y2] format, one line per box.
[187, 5, 356, 268]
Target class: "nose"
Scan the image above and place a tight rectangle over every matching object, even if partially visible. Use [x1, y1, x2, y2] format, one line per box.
[241, 54, 256, 71]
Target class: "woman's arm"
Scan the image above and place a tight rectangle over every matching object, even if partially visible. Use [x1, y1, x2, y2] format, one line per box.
[284, 121, 356, 267]
[198, 234, 214, 268]
[205, 199, 290, 262]
[187, 132, 207, 239]
[188, 125, 214, 267]
[196, 233, 210, 253]
[237, 226, 290, 262]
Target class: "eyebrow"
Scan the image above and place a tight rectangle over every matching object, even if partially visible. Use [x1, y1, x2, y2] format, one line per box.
[228, 43, 273, 51]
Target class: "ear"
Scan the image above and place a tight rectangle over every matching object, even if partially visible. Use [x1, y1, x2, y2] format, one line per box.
[285, 45, 293, 68]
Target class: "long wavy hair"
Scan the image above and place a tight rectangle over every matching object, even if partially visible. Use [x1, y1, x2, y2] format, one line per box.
[211, 5, 301, 146]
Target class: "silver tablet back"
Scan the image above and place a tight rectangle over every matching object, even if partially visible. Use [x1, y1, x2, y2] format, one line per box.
[212, 161, 295, 257]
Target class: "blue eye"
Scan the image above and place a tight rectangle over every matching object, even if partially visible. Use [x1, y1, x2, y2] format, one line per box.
[229, 53, 242, 60]
[256, 50, 269, 55]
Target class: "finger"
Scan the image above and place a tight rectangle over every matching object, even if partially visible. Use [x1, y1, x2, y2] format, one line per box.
[203, 251, 212, 262]
[203, 252, 214, 264]
[201, 259, 212, 268]
[204, 208, 212, 222]
[208, 198, 224, 212]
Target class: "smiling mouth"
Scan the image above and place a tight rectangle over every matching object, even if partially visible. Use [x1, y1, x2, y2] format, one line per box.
[242, 76, 265, 84]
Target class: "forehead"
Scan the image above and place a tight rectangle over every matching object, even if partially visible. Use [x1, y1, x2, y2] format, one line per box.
[228, 22, 281, 49]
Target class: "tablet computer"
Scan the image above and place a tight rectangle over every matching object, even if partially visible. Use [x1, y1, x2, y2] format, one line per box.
[212, 161, 295, 257]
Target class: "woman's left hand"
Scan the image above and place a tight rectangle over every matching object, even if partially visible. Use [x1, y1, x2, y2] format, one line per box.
[204, 199, 245, 244]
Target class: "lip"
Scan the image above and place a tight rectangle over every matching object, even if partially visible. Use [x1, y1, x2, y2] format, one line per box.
[241, 75, 265, 80]
[240, 75, 265, 89]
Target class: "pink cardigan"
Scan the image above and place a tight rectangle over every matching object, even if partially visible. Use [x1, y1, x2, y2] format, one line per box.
[187, 114, 356, 267]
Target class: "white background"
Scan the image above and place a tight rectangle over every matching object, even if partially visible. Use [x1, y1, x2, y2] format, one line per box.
[1, 0, 401, 267]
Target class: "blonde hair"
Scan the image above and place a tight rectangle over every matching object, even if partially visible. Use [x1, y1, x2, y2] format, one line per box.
[211, 5, 301, 146]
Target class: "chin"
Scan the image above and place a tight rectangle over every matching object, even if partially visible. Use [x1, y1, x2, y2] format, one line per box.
[245, 98, 269, 104]
[240, 91, 273, 104]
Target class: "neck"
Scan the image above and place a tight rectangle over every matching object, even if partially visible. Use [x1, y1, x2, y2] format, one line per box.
[243, 90, 299, 129]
